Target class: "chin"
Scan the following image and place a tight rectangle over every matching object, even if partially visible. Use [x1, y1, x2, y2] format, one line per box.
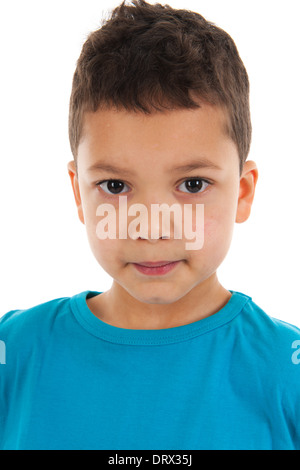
[127, 286, 186, 305]
[142, 296, 175, 305]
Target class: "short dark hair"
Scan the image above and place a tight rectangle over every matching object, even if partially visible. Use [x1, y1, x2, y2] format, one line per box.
[69, 0, 251, 172]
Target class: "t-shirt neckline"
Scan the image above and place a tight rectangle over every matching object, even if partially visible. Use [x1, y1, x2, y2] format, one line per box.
[70, 290, 251, 346]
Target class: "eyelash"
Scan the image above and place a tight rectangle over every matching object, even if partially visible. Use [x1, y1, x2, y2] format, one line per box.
[95, 178, 212, 196]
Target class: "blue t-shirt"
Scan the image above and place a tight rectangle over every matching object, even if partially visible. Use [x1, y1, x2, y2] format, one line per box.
[0, 290, 300, 450]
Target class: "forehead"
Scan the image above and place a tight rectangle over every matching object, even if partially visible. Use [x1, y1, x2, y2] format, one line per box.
[77, 104, 237, 172]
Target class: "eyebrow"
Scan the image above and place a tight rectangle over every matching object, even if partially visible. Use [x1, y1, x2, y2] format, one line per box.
[86, 163, 136, 176]
[86, 158, 222, 175]
[171, 159, 222, 172]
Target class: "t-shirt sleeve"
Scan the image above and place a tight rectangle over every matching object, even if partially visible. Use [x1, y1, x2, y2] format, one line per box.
[282, 341, 300, 449]
[0, 309, 25, 448]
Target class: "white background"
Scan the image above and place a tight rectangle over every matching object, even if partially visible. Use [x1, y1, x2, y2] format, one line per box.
[0, 0, 299, 325]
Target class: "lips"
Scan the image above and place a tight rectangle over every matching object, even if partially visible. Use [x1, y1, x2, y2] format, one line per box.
[132, 260, 181, 276]
[137, 260, 177, 267]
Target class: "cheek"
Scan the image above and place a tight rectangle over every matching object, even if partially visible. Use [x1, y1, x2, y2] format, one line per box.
[82, 208, 120, 264]
[88, 237, 126, 280]
[203, 211, 235, 249]
[188, 212, 234, 274]
[190, 202, 235, 234]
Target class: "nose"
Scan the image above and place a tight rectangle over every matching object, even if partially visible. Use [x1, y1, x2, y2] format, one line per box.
[127, 201, 182, 242]
[138, 234, 170, 243]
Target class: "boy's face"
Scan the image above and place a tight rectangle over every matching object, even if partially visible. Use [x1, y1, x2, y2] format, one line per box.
[68, 104, 257, 305]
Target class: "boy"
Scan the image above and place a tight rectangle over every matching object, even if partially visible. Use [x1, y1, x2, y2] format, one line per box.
[1, 0, 299, 450]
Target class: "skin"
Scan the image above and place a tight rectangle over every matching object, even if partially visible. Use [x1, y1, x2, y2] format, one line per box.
[67, 104, 258, 330]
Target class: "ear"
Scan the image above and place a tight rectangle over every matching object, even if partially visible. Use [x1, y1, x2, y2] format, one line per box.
[67, 161, 85, 224]
[235, 160, 258, 223]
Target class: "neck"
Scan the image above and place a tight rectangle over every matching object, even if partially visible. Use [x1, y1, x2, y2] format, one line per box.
[87, 273, 231, 330]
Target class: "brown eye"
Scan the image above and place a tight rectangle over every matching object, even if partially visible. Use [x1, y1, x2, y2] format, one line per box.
[178, 178, 209, 193]
[98, 180, 129, 194]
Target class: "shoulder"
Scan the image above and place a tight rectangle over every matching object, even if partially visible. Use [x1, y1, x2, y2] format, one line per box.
[0, 294, 78, 351]
[239, 294, 300, 341]
[236, 294, 300, 446]
[236, 292, 300, 381]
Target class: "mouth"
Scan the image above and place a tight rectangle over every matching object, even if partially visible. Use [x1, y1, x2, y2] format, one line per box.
[132, 260, 182, 276]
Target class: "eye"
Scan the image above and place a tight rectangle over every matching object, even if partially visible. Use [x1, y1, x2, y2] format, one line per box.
[178, 178, 210, 194]
[97, 179, 130, 195]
